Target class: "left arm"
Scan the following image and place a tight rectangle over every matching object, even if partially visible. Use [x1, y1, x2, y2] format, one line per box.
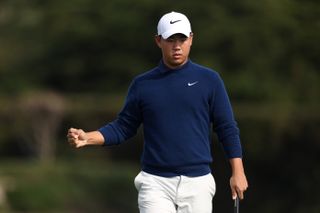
[229, 158, 248, 200]
[210, 74, 248, 199]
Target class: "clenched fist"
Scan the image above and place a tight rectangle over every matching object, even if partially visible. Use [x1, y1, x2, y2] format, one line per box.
[67, 128, 104, 148]
[67, 128, 88, 148]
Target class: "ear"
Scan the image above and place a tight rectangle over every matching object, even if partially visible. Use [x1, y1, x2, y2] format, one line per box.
[155, 35, 162, 48]
[189, 33, 194, 46]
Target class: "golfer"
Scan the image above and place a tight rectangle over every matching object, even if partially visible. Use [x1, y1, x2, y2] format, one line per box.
[67, 11, 248, 213]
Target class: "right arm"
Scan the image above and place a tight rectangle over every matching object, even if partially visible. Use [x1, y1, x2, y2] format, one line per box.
[67, 128, 104, 148]
[68, 79, 142, 148]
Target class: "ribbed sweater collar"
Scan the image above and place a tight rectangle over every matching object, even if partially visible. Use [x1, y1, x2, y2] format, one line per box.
[158, 59, 191, 74]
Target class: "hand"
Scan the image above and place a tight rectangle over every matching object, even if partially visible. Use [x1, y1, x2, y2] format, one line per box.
[67, 128, 88, 148]
[230, 172, 248, 200]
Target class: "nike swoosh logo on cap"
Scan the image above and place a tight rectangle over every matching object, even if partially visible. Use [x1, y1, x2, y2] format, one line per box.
[170, 20, 181, 24]
[188, 81, 198, 86]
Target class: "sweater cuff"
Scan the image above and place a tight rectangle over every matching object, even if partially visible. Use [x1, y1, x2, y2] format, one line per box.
[98, 125, 119, 146]
[221, 135, 243, 158]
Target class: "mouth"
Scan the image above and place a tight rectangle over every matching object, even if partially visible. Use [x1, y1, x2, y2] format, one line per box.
[173, 53, 182, 59]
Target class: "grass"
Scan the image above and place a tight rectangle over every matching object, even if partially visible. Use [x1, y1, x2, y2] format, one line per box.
[0, 159, 140, 213]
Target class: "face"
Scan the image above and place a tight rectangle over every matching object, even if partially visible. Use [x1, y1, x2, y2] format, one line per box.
[155, 33, 193, 69]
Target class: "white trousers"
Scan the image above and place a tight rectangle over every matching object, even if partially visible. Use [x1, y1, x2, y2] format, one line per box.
[134, 171, 216, 213]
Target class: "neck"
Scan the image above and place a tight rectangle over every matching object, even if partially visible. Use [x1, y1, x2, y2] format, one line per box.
[163, 59, 189, 70]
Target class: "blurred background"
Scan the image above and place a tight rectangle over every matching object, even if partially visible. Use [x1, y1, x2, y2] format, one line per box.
[0, 0, 319, 212]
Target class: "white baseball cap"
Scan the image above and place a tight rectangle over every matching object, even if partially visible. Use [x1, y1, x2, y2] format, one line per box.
[157, 12, 192, 39]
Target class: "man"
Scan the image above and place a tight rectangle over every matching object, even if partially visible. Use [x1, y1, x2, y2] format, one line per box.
[67, 11, 248, 213]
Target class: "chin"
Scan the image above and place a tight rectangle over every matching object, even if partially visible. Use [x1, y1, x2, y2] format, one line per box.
[172, 58, 185, 65]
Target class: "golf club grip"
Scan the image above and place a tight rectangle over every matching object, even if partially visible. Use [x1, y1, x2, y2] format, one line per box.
[234, 197, 239, 213]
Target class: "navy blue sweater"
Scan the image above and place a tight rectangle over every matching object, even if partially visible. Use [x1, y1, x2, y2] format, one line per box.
[99, 60, 242, 177]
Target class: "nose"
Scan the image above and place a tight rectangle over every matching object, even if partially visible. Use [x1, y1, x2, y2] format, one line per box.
[173, 40, 182, 50]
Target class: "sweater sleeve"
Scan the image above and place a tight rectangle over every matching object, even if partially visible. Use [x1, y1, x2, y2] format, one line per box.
[211, 74, 242, 158]
[98, 80, 142, 146]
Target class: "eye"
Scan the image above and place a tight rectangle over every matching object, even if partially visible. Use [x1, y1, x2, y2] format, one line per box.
[165, 38, 187, 43]
[179, 38, 188, 42]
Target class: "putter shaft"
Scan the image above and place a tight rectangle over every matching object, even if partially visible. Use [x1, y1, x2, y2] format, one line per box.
[234, 197, 239, 213]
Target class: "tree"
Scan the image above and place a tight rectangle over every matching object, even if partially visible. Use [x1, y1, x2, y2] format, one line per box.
[18, 92, 65, 163]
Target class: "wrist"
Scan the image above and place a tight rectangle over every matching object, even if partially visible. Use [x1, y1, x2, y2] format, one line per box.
[229, 158, 245, 175]
[85, 131, 104, 146]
